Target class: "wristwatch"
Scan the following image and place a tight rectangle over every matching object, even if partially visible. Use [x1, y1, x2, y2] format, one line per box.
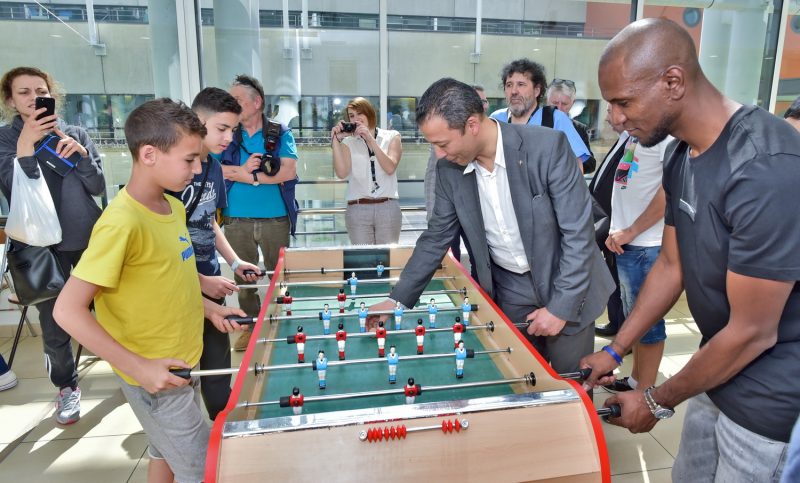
[251, 172, 259, 186]
[643, 386, 675, 419]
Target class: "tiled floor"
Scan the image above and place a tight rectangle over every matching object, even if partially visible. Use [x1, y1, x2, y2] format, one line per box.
[0, 296, 701, 482]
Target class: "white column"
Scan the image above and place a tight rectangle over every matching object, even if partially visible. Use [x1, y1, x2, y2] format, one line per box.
[379, 0, 388, 129]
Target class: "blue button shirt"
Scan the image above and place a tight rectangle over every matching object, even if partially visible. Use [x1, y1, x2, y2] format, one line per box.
[223, 129, 297, 218]
[490, 107, 590, 160]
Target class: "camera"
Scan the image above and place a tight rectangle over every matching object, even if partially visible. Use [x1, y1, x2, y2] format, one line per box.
[341, 122, 357, 133]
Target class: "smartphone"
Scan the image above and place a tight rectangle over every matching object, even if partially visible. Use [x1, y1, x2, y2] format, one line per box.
[35, 96, 56, 121]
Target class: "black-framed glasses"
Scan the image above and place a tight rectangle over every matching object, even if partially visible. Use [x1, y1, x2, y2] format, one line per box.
[550, 78, 576, 89]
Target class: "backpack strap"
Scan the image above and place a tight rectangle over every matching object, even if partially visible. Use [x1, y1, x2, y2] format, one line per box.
[541, 105, 555, 129]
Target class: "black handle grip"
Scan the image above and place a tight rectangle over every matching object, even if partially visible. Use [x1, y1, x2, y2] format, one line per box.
[578, 367, 615, 381]
[243, 269, 264, 278]
[170, 368, 191, 379]
[608, 404, 622, 418]
[225, 316, 256, 325]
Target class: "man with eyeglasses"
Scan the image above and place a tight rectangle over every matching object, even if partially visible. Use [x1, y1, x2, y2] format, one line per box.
[547, 79, 597, 173]
[220, 74, 299, 351]
[490, 59, 592, 173]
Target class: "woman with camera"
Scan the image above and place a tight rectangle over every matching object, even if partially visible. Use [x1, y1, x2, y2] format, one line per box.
[331, 97, 403, 245]
[0, 66, 105, 424]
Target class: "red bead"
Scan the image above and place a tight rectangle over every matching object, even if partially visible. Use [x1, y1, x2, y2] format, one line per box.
[389, 427, 397, 439]
[454, 419, 462, 432]
[398, 425, 407, 438]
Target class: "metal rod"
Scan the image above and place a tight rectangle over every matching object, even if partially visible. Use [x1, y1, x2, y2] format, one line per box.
[258, 322, 494, 344]
[271, 288, 465, 304]
[269, 304, 473, 322]
[240, 373, 535, 408]
[237, 275, 455, 290]
[262, 348, 511, 372]
[263, 265, 411, 277]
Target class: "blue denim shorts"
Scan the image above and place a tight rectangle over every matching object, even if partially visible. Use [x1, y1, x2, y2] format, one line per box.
[617, 245, 666, 344]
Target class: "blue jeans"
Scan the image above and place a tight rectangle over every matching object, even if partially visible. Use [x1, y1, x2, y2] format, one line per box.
[617, 245, 666, 344]
[673, 392, 787, 482]
[782, 416, 800, 483]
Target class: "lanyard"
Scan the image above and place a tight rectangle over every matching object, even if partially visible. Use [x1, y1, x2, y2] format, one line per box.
[365, 129, 380, 195]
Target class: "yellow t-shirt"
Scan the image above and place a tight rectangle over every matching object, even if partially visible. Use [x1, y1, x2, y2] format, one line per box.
[72, 188, 204, 385]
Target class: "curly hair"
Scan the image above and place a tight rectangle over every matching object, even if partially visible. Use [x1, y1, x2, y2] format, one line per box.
[0, 66, 63, 122]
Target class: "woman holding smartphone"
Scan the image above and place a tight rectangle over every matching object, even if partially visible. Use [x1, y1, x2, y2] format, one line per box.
[330, 97, 403, 245]
[0, 66, 105, 425]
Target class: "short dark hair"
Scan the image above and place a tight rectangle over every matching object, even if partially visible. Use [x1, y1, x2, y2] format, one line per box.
[500, 58, 547, 105]
[125, 98, 207, 159]
[232, 74, 265, 104]
[416, 78, 484, 133]
[785, 96, 800, 120]
[191, 87, 242, 116]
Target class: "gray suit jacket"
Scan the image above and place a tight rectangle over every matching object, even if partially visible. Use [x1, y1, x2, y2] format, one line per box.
[391, 122, 614, 333]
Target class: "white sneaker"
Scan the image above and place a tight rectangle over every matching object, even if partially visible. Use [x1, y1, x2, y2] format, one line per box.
[0, 369, 17, 391]
[55, 386, 81, 425]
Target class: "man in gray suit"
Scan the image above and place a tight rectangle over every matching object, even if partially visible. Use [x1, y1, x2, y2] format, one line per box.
[370, 78, 614, 373]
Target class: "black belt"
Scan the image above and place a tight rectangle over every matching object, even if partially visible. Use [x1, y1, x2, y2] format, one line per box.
[347, 197, 391, 206]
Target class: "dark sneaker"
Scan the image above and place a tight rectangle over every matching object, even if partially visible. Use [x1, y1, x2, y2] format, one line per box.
[55, 386, 81, 425]
[595, 323, 618, 337]
[604, 377, 634, 392]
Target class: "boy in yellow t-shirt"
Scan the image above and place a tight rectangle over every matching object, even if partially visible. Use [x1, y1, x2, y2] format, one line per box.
[54, 98, 243, 483]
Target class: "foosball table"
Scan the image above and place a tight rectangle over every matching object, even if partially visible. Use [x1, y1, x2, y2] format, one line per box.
[203, 246, 612, 482]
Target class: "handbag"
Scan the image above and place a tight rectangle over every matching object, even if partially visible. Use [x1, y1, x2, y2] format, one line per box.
[6, 241, 66, 306]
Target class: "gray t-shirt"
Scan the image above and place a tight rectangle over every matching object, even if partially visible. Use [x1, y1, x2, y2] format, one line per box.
[663, 105, 800, 442]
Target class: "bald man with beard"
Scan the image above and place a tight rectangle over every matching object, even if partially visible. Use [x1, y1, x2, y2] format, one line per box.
[580, 18, 800, 482]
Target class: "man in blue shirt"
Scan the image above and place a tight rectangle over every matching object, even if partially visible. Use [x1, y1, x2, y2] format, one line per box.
[490, 59, 591, 173]
[220, 75, 299, 350]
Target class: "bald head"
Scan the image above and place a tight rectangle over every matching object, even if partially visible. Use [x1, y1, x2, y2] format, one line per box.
[601, 18, 700, 84]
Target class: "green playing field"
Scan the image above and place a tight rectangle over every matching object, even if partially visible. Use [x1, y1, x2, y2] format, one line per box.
[256, 280, 515, 419]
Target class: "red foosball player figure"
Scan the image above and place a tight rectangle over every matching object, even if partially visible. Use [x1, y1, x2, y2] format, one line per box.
[452, 317, 465, 348]
[335, 323, 347, 360]
[283, 290, 293, 316]
[376, 321, 387, 357]
[337, 288, 347, 313]
[404, 377, 420, 404]
[415, 319, 426, 355]
[289, 387, 304, 415]
[294, 326, 307, 363]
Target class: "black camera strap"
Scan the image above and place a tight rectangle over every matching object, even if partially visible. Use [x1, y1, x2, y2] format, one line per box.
[365, 129, 380, 195]
[185, 159, 212, 220]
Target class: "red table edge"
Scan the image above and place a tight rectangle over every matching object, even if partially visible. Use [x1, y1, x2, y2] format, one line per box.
[205, 249, 285, 483]
[445, 250, 611, 482]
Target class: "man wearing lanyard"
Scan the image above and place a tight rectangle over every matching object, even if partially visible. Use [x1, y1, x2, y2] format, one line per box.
[490, 59, 591, 173]
[221, 75, 299, 351]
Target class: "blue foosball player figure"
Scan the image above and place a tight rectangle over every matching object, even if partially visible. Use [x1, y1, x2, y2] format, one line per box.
[316, 351, 328, 389]
[455, 340, 467, 379]
[393, 301, 404, 330]
[428, 299, 438, 328]
[461, 296, 471, 326]
[376, 261, 385, 277]
[387, 345, 399, 384]
[348, 272, 358, 295]
[358, 302, 368, 333]
[321, 304, 332, 335]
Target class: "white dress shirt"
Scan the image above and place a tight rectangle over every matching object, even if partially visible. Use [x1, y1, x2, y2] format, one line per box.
[463, 121, 530, 274]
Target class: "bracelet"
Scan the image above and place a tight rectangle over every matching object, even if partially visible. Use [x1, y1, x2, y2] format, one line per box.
[230, 259, 242, 272]
[602, 345, 624, 365]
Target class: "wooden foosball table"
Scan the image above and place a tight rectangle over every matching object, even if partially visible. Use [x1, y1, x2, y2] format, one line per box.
[204, 246, 611, 482]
